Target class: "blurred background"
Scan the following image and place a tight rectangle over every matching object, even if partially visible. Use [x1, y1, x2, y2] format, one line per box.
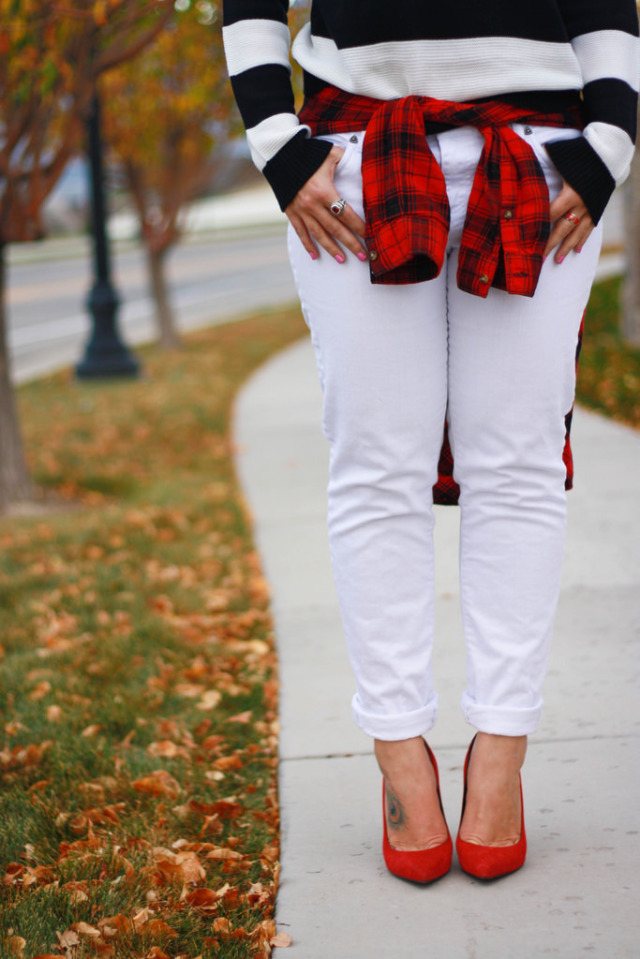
[0, 0, 637, 513]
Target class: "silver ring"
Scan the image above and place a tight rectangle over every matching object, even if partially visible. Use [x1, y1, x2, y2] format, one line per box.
[329, 198, 347, 217]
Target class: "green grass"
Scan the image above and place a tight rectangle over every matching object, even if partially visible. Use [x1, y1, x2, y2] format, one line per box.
[579, 276, 640, 428]
[0, 307, 306, 959]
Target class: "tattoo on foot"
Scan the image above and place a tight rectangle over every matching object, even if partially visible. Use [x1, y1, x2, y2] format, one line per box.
[386, 784, 406, 830]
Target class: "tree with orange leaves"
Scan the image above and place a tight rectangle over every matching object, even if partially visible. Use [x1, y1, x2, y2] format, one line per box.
[0, 0, 173, 510]
[101, 0, 241, 349]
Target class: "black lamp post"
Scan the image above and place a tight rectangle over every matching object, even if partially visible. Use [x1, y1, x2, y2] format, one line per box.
[76, 89, 140, 379]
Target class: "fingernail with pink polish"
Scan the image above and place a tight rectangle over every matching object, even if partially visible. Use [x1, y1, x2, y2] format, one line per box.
[335, 254, 345, 264]
[556, 255, 565, 265]
[357, 252, 367, 262]
[309, 250, 318, 261]
[576, 245, 583, 254]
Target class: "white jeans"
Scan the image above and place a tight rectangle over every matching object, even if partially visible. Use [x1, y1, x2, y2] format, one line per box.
[287, 124, 603, 740]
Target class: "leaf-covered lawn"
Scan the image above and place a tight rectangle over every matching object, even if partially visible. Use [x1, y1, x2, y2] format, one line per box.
[579, 276, 640, 428]
[0, 307, 306, 959]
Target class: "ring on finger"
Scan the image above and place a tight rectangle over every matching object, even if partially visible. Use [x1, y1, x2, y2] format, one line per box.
[329, 197, 347, 217]
[564, 212, 581, 226]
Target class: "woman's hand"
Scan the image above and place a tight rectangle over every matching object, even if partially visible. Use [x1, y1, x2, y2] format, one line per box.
[544, 181, 594, 264]
[285, 146, 368, 263]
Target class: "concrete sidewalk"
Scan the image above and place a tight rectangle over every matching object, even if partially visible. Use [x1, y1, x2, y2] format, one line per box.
[235, 308, 640, 956]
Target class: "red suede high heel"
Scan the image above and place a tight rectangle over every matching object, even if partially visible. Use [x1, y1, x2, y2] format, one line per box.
[456, 735, 527, 880]
[382, 741, 453, 883]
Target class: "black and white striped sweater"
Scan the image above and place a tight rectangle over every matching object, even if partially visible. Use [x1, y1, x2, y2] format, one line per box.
[223, 0, 639, 221]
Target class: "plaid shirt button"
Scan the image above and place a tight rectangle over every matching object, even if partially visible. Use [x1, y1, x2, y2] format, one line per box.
[369, 250, 378, 261]
[504, 209, 513, 219]
[479, 274, 490, 284]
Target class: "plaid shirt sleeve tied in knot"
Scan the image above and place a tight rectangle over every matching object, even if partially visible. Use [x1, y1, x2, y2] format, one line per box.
[299, 88, 583, 298]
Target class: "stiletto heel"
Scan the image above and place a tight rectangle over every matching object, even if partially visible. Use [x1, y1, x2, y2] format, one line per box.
[456, 735, 527, 880]
[382, 741, 453, 883]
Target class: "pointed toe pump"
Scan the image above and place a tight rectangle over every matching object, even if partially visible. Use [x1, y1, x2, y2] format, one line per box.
[382, 741, 453, 884]
[455, 736, 527, 880]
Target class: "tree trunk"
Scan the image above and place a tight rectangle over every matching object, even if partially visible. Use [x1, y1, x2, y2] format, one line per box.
[0, 244, 35, 511]
[621, 104, 640, 346]
[147, 245, 180, 350]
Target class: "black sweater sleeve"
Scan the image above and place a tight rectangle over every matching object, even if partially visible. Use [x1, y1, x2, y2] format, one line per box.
[222, 0, 330, 210]
[546, 0, 639, 222]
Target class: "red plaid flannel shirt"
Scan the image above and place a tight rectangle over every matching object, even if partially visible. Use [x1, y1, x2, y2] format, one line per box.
[299, 87, 582, 298]
[298, 87, 584, 504]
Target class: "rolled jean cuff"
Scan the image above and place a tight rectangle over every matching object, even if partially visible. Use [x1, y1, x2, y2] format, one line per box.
[351, 694, 438, 741]
[461, 692, 543, 736]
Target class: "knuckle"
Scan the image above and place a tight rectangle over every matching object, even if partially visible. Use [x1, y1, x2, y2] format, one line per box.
[300, 187, 319, 206]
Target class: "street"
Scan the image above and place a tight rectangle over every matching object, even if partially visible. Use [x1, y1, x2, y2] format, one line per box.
[6, 183, 625, 386]
[7, 224, 295, 385]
